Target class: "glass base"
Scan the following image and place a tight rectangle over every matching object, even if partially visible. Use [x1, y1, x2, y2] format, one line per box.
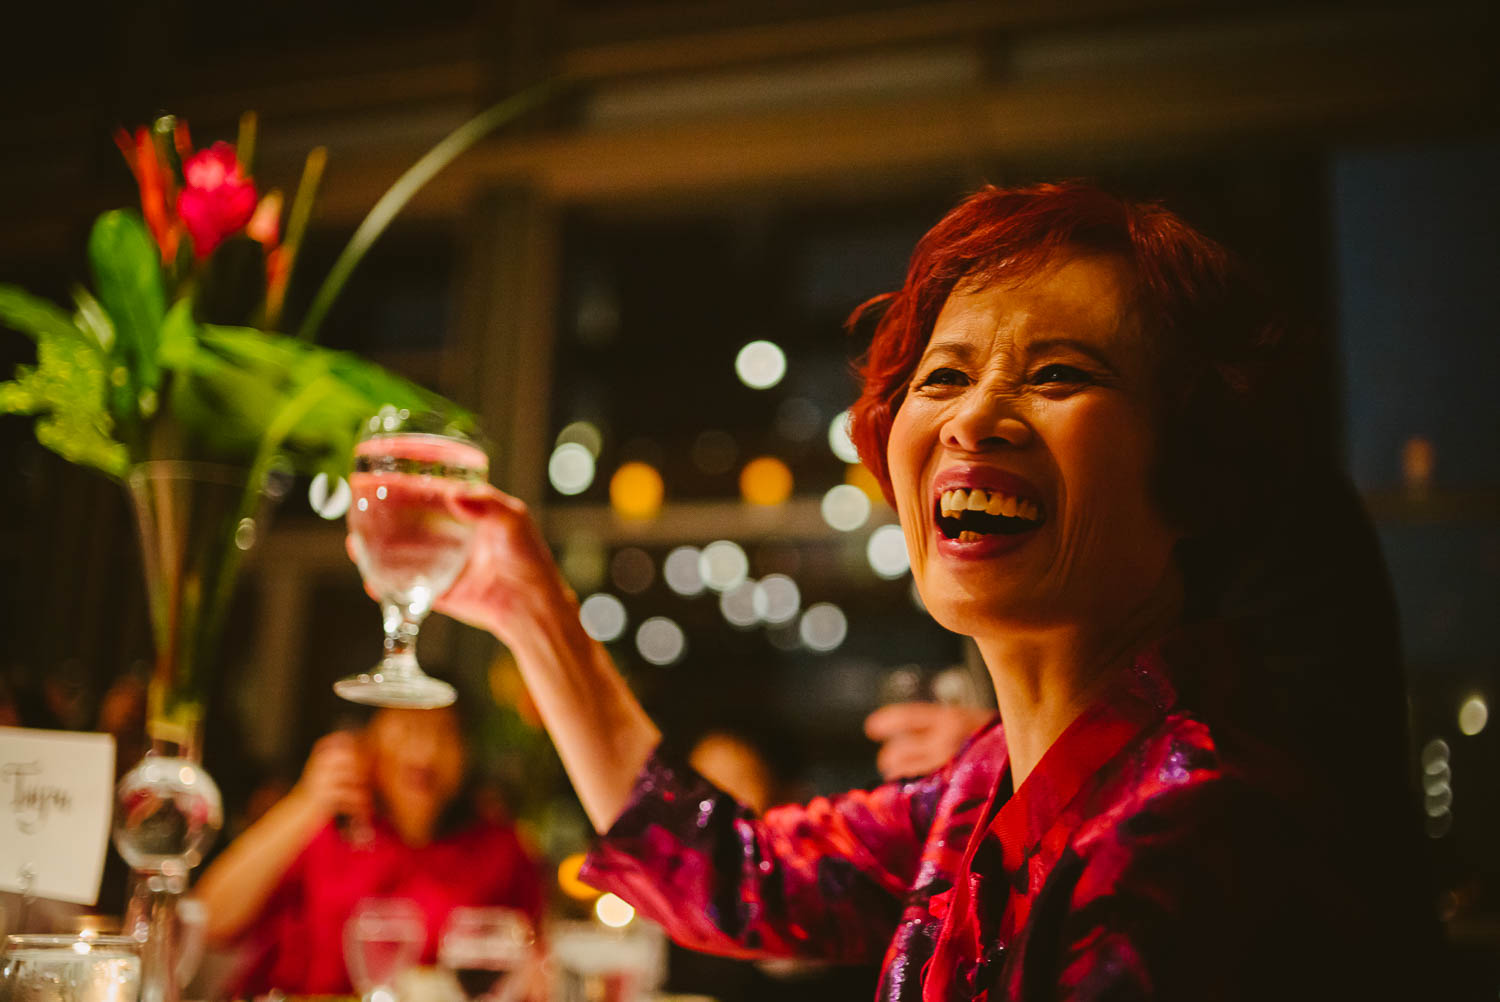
[334, 669, 456, 708]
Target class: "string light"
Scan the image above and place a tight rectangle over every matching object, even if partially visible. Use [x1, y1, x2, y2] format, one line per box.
[799, 603, 848, 653]
[549, 443, 596, 495]
[866, 524, 910, 578]
[752, 574, 801, 625]
[734, 340, 787, 389]
[740, 457, 794, 506]
[828, 409, 859, 463]
[556, 420, 604, 458]
[821, 484, 871, 531]
[635, 617, 686, 666]
[663, 546, 705, 596]
[699, 540, 749, 592]
[579, 594, 628, 643]
[610, 462, 664, 519]
[1458, 695, 1488, 736]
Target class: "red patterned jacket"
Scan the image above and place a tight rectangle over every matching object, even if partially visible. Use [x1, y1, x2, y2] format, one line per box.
[582, 650, 1372, 1000]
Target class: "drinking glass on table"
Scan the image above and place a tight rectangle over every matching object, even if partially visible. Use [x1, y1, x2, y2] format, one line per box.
[2, 934, 141, 1002]
[439, 907, 535, 1002]
[337, 408, 489, 709]
[343, 898, 426, 1002]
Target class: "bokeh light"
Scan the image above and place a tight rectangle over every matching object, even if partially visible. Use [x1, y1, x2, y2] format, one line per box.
[734, 340, 787, 389]
[752, 574, 801, 625]
[557, 853, 600, 901]
[663, 546, 706, 596]
[1458, 694, 1488, 736]
[549, 442, 596, 495]
[740, 456, 794, 506]
[845, 462, 885, 505]
[610, 461, 664, 519]
[699, 540, 750, 592]
[560, 537, 608, 593]
[1421, 738, 1449, 771]
[828, 409, 859, 463]
[556, 420, 604, 458]
[610, 547, 655, 594]
[821, 483, 871, 531]
[866, 524, 910, 578]
[579, 593, 628, 643]
[595, 893, 636, 927]
[719, 580, 760, 629]
[799, 603, 848, 653]
[635, 617, 686, 666]
[308, 473, 351, 519]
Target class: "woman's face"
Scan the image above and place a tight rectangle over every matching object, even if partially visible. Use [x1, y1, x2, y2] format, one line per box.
[367, 707, 467, 824]
[887, 253, 1181, 637]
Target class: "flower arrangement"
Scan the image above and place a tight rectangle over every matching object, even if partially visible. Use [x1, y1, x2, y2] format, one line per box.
[0, 85, 555, 741]
[1, 112, 453, 485]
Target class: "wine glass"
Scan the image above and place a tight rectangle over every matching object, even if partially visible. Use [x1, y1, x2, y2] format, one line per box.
[343, 898, 426, 1002]
[438, 908, 534, 1002]
[337, 408, 488, 709]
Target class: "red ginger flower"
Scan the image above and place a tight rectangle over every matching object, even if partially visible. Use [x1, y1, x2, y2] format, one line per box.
[177, 142, 258, 259]
[114, 127, 181, 264]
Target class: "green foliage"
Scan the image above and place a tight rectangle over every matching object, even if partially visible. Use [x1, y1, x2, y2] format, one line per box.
[0, 270, 469, 484]
[0, 298, 128, 476]
[88, 211, 165, 443]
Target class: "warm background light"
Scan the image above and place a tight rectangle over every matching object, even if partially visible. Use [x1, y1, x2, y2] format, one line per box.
[609, 461, 664, 519]
[739, 456, 794, 506]
[557, 852, 600, 901]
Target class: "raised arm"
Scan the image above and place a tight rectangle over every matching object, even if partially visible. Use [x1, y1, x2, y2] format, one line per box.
[195, 733, 369, 945]
[432, 488, 659, 832]
[430, 486, 950, 962]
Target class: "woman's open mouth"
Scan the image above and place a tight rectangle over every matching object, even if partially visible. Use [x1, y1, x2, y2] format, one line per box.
[935, 487, 1045, 543]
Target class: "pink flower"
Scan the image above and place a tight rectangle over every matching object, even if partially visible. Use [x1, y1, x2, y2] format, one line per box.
[177, 142, 258, 259]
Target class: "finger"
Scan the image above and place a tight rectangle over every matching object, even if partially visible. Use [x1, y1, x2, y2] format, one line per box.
[864, 702, 939, 741]
[878, 741, 946, 782]
[447, 485, 528, 523]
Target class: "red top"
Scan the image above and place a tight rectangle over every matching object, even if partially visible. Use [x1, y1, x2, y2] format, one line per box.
[584, 647, 1384, 1000]
[231, 816, 542, 996]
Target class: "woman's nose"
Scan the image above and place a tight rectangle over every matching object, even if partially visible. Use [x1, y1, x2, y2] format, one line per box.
[941, 390, 1033, 454]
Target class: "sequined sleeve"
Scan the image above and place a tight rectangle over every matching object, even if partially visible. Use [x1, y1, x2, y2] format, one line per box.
[580, 747, 947, 964]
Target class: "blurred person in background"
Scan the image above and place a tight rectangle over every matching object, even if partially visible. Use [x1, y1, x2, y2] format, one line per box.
[195, 703, 541, 997]
[383, 182, 1432, 1000]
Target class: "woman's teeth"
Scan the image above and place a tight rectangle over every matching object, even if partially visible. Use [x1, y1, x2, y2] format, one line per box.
[939, 488, 1040, 522]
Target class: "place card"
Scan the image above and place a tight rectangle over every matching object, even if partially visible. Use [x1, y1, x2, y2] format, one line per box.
[0, 726, 116, 905]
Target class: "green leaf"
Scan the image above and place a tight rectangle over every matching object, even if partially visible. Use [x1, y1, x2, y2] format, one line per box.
[72, 285, 116, 352]
[89, 210, 166, 391]
[158, 300, 198, 368]
[0, 328, 127, 477]
[0, 285, 90, 345]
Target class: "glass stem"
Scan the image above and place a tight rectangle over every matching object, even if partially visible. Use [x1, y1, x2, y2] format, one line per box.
[382, 604, 424, 669]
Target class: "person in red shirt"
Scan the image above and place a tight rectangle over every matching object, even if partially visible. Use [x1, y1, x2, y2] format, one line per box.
[196, 705, 541, 996]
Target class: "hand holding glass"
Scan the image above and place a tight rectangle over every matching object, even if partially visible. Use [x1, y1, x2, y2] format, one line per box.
[338, 411, 488, 708]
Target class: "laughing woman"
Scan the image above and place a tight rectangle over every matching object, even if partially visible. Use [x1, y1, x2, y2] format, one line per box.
[418, 183, 1423, 1000]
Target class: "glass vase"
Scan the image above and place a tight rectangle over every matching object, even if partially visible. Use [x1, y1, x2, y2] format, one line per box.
[112, 461, 277, 1002]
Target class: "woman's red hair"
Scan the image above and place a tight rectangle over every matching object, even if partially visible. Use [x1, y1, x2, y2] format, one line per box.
[847, 181, 1301, 538]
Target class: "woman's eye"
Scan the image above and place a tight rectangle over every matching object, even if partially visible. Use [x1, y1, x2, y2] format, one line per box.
[918, 367, 967, 388]
[1030, 364, 1091, 386]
